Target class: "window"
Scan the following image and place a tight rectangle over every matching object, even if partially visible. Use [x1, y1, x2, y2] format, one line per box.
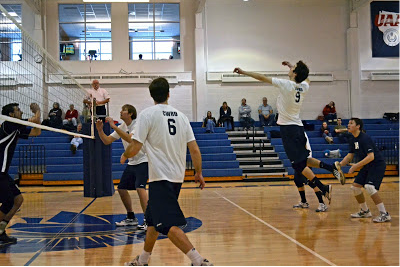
[0, 4, 22, 62]
[128, 3, 180, 60]
[58, 4, 111, 61]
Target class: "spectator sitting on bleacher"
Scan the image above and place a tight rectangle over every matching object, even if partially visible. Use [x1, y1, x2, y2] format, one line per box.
[218, 101, 234, 131]
[70, 123, 83, 154]
[42, 102, 63, 129]
[334, 118, 352, 143]
[258, 97, 275, 126]
[239, 98, 254, 130]
[202, 111, 217, 133]
[323, 101, 337, 124]
[63, 104, 78, 127]
[320, 121, 333, 144]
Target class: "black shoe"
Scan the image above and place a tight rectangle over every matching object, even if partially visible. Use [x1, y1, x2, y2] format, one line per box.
[0, 232, 17, 244]
[70, 144, 77, 154]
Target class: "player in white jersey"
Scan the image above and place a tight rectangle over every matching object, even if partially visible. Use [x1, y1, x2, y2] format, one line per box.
[96, 104, 148, 229]
[121, 78, 212, 266]
[234, 61, 345, 204]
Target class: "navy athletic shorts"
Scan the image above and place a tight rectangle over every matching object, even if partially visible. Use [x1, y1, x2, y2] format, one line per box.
[145, 180, 187, 233]
[279, 125, 310, 164]
[0, 173, 21, 203]
[117, 162, 149, 190]
[354, 162, 386, 190]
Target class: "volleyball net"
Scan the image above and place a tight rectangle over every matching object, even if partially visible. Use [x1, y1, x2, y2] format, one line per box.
[0, 4, 94, 139]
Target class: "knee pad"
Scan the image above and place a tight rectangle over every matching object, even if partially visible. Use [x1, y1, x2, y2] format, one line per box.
[308, 180, 316, 189]
[350, 185, 362, 196]
[155, 225, 172, 236]
[364, 184, 378, 196]
[292, 160, 307, 174]
[0, 197, 14, 214]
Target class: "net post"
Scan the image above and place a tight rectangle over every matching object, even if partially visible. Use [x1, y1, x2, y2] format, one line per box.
[82, 122, 114, 198]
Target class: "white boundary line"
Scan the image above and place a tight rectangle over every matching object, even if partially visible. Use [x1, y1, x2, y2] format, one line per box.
[214, 191, 336, 266]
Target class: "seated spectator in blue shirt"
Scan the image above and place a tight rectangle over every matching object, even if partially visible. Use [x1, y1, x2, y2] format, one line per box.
[202, 111, 217, 133]
[320, 121, 333, 144]
[258, 97, 275, 126]
[70, 123, 83, 154]
[239, 98, 254, 130]
[218, 102, 234, 131]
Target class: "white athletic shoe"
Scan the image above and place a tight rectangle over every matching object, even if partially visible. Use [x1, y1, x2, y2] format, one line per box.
[333, 162, 346, 185]
[293, 202, 309, 209]
[116, 218, 138, 227]
[137, 220, 148, 231]
[191, 259, 213, 266]
[125, 255, 148, 266]
[316, 203, 328, 212]
[373, 212, 391, 223]
[351, 209, 372, 218]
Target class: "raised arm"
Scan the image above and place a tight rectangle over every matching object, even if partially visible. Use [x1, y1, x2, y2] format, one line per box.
[233, 68, 272, 84]
[28, 103, 41, 136]
[95, 119, 117, 145]
[105, 117, 133, 144]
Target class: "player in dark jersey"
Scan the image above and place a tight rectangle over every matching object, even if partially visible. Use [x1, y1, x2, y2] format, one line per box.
[0, 103, 41, 245]
[338, 118, 390, 223]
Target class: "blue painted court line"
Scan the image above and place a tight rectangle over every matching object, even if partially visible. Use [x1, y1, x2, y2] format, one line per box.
[24, 198, 97, 266]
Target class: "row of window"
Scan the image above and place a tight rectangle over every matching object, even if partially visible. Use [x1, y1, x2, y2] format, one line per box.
[59, 3, 180, 61]
[0, 3, 180, 62]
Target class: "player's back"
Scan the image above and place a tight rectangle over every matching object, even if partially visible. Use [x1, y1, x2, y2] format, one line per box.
[136, 104, 194, 183]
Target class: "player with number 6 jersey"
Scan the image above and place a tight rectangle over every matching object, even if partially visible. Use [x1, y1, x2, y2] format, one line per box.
[233, 61, 345, 205]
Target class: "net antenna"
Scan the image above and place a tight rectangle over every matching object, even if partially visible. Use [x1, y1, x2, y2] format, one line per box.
[0, 4, 94, 139]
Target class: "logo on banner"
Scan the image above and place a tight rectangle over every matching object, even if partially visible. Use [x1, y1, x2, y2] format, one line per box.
[374, 11, 400, 47]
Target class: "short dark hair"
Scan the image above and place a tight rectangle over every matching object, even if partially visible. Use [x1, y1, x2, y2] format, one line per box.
[350, 117, 363, 131]
[149, 77, 169, 103]
[222, 101, 227, 105]
[294, 60, 309, 83]
[2, 103, 18, 116]
[123, 104, 137, 120]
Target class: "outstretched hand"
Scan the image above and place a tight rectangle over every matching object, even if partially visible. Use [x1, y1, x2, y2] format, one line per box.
[282, 61, 293, 68]
[30, 103, 40, 113]
[95, 119, 103, 131]
[233, 67, 244, 75]
[105, 117, 115, 128]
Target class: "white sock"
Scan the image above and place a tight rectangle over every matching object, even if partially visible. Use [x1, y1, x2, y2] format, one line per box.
[360, 202, 368, 211]
[186, 248, 203, 266]
[376, 203, 387, 214]
[138, 250, 151, 265]
[0, 221, 7, 234]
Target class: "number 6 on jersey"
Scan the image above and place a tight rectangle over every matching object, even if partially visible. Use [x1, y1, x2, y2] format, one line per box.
[168, 119, 176, 135]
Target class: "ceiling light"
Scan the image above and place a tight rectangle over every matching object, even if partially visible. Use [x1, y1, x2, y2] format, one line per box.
[129, 11, 136, 15]
[2, 12, 18, 16]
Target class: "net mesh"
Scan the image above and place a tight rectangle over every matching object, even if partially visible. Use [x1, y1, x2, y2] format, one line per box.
[0, 4, 94, 138]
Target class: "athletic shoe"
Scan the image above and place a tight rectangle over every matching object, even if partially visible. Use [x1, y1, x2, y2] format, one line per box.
[333, 162, 346, 185]
[191, 259, 213, 266]
[125, 255, 148, 266]
[137, 220, 147, 231]
[0, 232, 17, 244]
[324, 185, 332, 204]
[373, 212, 391, 223]
[316, 203, 328, 212]
[293, 202, 309, 209]
[351, 209, 372, 218]
[70, 144, 77, 154]
[116, 218, 138, 227]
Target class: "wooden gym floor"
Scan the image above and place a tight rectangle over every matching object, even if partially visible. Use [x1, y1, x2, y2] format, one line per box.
[0, 177, 398, 266]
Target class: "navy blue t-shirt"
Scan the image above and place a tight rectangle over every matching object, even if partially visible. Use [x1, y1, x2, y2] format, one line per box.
[0, 121, 31, 174]
[348, 132, 385, 168]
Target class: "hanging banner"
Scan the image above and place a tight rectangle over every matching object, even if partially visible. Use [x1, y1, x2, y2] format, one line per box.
[370, 1, 399, 57]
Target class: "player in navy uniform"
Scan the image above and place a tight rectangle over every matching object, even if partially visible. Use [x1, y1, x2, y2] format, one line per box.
[339, 118, 390, 223]
[0, 103, 41, 245]
[121, 78, 212, 266]
[234, 61, 345, 204]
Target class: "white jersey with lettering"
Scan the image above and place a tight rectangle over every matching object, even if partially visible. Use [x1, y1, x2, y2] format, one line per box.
[110, 120, 148, 165]
[133, 104, 195, 183]
[272, 78, 310, 126]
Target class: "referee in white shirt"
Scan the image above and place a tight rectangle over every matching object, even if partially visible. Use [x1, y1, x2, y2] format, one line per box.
[234, 61, 345, 204]
[84, 79, 110, 121]
[121, 78, 212, 266]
